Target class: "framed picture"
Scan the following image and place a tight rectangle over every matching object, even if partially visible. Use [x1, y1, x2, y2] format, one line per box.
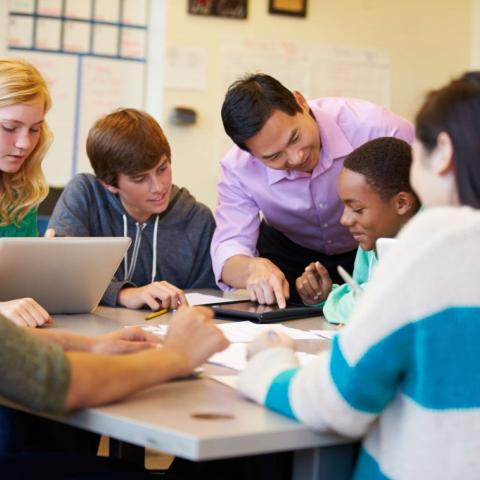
[188, 0, 248, 19]
[269, 0, 307, 17]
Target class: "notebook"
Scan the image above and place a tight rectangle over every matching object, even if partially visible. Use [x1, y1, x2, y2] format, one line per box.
[0, 237, 131, 314]
[210, 300, 322, 323]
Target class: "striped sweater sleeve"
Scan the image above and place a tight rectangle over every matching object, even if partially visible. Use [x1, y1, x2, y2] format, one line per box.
[238, 208, 470, 437]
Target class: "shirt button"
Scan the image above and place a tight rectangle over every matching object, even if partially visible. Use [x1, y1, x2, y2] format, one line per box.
[318, 203, 324, 208]
[327, 240, 332, 244]
[323, 223, 328, 228]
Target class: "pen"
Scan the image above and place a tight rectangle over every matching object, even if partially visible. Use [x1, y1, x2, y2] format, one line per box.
[337, 265, 363, 297]
[145, 308, 169, 320]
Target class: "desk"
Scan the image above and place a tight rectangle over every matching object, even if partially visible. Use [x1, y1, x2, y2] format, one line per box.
[2, 292, 358, 480]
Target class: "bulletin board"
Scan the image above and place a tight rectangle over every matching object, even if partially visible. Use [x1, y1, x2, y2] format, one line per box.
[6, 0, 149, 185]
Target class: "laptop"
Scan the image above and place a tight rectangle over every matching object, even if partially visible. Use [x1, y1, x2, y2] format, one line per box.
[210, 300, 322, 323]
[0, 237, 131, 314]
[376, 237, 397, 259]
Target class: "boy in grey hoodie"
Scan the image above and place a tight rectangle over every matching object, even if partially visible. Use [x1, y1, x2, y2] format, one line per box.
[48, 108, 217, 310]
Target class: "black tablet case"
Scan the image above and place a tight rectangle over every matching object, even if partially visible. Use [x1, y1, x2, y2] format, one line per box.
[210, 301, 322, 323]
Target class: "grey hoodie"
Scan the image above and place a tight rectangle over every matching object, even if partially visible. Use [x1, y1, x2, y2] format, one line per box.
[48, 173, 217, 306]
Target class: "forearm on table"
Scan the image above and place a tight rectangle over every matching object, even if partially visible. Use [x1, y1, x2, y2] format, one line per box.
[64, 347, 187, 410]
[27, 328, 95, 352]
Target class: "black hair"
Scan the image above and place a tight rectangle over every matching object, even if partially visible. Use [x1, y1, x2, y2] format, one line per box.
[415, 73, 480, 209]
[221, 73, 302, 150]
[460, 71, 480, 84]
[343, 137, 420, 208]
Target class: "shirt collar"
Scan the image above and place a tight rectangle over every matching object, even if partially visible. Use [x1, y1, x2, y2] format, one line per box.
[265, 100, 354, 185]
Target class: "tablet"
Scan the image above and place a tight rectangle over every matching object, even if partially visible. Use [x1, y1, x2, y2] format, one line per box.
[210, 301, 322, 323]
[0, 237, 130, 314]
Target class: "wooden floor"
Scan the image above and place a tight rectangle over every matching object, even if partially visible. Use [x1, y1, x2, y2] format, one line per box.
[98, 436, 174, 470]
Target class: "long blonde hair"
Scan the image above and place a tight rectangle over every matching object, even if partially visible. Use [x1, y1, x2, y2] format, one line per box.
[0, 58, 52, 226]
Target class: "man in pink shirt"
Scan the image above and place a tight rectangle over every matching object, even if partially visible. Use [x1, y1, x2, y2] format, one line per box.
[211, 74, 414, 307]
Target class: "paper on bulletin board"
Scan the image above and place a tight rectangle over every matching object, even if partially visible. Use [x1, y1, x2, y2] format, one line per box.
[76, 56, 145, 174]
[121, 27, 147, 59]
[122, 0, 148, 26]
[9, 0, 35, 14]
[165, 46, 208, 91]
[36, 17, 62, 50]
[16, 51, 78, 185]
[92, 24, 119, 56]
[37, 0, 63, 16]
[94, 0, 120, 23]
[307, 45, 390, 107]
[7, 15, 34, 49]
[65, 0, 92, 19]
[218, 37, 390, 157]
[220, 37, 390, 107]
[63, 20, 91, 53]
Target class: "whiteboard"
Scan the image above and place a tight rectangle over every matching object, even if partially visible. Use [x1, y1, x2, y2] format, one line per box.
[5, 0, 149, 186]
[218, 37, 390, 158]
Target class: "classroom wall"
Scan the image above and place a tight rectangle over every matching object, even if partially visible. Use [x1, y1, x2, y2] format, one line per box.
[161, 0, 472, 211]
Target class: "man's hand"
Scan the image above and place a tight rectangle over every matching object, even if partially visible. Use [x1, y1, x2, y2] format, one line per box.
[91, 326, 162, 354]
[0, 298, 52, 327]
[163, 307, 229, 376]
[245, 258, 290, 308]
[117, 281, 188, 310]
[295, 261, 332, 305]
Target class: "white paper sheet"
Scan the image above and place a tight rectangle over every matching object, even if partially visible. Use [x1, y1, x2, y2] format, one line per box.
[209, 348, 318, 374]
[218, 321, 319, 343]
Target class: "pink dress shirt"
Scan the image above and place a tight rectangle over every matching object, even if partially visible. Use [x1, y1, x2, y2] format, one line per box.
[211, 97, 414, 288]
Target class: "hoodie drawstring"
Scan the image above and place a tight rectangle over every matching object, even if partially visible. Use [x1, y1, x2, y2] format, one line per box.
[151, 215, 159, 283]
[123, 214, 159, 283]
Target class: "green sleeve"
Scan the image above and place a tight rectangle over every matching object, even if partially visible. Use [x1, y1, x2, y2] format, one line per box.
[323, 248, 375, 324]
[0, 317, 70, 412]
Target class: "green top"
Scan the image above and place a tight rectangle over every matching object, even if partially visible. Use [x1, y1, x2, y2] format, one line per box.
[0, 316, 70, 412]
[0, 207, 38, 237]
[322, 247, 378, 324]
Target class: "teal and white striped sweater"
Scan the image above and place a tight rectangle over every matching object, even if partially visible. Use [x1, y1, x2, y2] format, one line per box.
[239, 206, 480, 480]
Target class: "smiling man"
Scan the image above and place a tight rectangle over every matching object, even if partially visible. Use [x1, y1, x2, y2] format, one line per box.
[49, 108, 217, 310]
[211, 74, 414, 307]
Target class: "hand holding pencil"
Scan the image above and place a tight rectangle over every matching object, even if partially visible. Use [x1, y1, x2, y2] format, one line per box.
[295, 261, 333, 305]
[117, 280, 189, 311]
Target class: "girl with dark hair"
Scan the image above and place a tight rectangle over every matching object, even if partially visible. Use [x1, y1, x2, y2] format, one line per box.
[238, 73, 480, 479]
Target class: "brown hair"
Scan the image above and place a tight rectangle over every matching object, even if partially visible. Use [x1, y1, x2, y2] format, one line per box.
[86, 108, 171, 187]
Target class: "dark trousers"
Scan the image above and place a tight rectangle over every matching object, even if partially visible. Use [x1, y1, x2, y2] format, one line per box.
[0, 406, 100, 454]
[166, 450, 292, 480]
[257, 222, 357, 303]
[0, 453, 153, 480]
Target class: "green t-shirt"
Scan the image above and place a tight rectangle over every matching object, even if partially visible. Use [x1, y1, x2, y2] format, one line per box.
[0, 207, 38, 237]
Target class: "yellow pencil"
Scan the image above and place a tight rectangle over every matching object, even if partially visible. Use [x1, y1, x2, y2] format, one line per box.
[145, 308, 169, 320]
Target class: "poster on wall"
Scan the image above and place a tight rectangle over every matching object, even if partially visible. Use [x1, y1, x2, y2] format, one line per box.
[188, 0, 247, 19]
[269, 0, 307, 17]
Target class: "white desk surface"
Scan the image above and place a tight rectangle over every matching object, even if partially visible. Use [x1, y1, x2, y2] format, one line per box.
[2, 290, 356, 479]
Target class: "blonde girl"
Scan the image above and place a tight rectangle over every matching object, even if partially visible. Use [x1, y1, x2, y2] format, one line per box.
[0, 58, 53, 326]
